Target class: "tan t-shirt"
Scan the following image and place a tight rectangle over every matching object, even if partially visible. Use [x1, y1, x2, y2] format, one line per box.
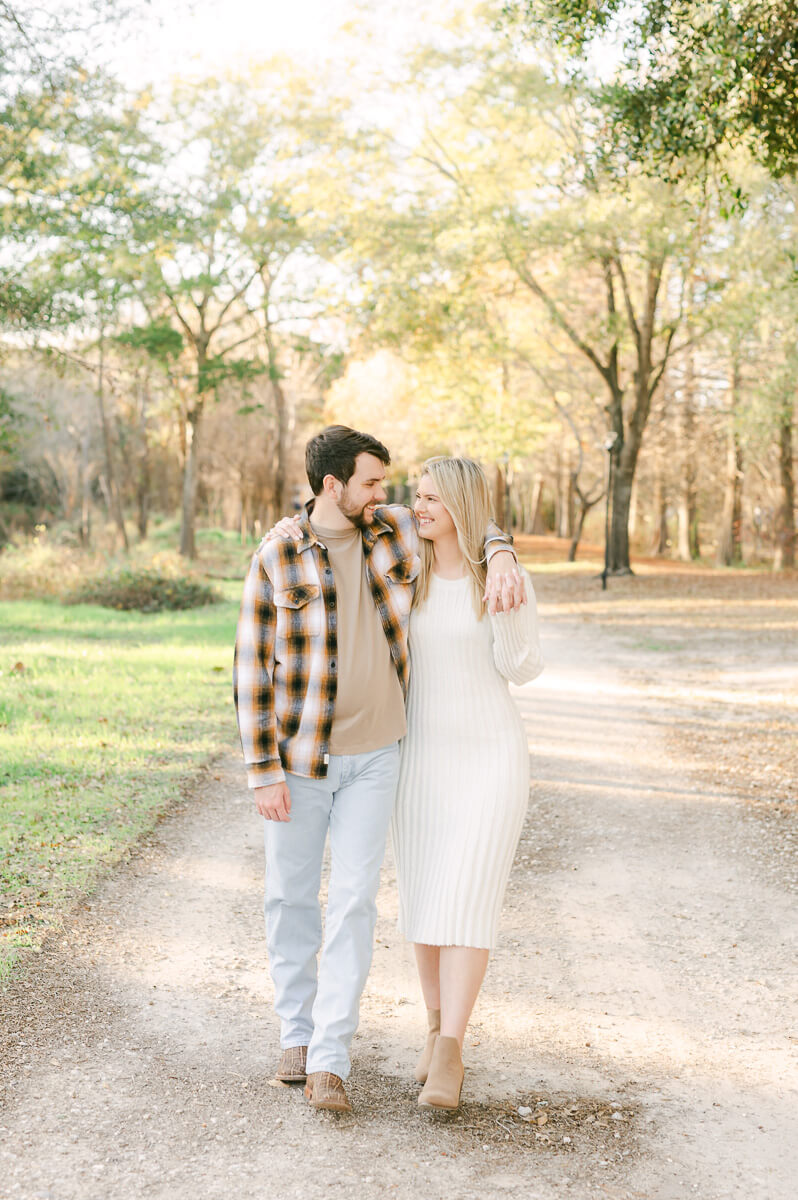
[311, 520, 407, 756]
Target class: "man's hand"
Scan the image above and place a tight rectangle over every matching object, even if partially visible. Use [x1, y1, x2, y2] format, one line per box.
[484, 552, 526, 615]
[254, 781, 292, 821]
[266, 515, 302, 542]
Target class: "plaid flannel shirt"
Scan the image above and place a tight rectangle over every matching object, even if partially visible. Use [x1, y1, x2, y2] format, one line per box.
[233, 501, 513, 788]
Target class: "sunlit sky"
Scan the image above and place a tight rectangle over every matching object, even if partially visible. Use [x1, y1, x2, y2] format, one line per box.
[108, 0, 473, 88]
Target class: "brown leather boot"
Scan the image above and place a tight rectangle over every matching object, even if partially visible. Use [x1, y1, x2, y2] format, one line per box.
[304, 1071, 352, 1113]
[414, 1008, 441, 1084]
[274, 1045, 307, 1082]
[418, 1035, 464, 1110]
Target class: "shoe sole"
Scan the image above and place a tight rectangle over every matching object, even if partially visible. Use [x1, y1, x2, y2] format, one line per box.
[275, 1073, 307, 1083]
[418, 1082, 463, 1111]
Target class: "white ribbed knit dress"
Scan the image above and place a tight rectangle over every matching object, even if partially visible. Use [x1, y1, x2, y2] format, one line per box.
[392, 570, 543, 950]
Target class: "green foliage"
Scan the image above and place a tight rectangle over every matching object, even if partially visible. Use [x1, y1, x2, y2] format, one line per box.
[0, 590, 239, 973]
[0, 388, 17, 460]
[1, 0, 160, 337]
[197, 355, 266, 394]
[66, 566, 221, 613]
[503, 0, 622, 50]
[506, 1, 798, 178]
[115, 320, 184, 364]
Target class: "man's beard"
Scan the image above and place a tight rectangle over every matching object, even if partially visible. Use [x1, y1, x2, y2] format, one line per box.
[337, 489, 374, 530]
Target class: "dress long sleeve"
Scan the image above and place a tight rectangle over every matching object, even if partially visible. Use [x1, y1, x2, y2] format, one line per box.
[490, 569, 544, 685]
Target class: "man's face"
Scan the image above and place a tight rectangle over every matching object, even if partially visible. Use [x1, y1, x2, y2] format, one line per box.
[337, 453, 388, 528]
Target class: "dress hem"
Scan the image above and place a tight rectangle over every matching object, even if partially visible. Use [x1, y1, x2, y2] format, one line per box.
[398, 921, 496, 951]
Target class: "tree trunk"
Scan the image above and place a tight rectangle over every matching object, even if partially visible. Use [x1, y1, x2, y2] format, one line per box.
[96, 324, 129, 552]
[557, 449, 574, 538]
[136, 376, 151, 541]
[606, 257, 670, 573]
[690, 512, 701, 560]
[628, 474, 639, 540]
[273, 389, 288, 517]
[568, 483, 604, 563]
[493, 463, 506, 527]
[179, 403, 203, 559]
[568, 504, 587, 562]
[507, 463, 515, 531]
[716, 429, 743, 566]
[516, 481, 529, 533]
[774, 399, 796, 569]
[677, 452, 690, 559]
[265, 324, 290, 517]
[239, 479, 250, 545]
[529, 474, 545, 533]
[715, 374, 748, 566]
[651, 465, 668, 555]
[676, 357, 699, 561]
[79, 429, 92, 547]
[607, 438, 638, 575]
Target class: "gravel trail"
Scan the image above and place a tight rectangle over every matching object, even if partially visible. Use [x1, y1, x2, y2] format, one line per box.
[1, 597, 796, 1200]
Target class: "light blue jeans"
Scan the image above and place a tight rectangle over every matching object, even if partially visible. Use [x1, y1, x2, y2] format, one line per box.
[263, 741, 401, 1080]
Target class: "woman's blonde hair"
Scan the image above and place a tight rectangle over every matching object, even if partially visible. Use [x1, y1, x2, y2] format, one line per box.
[413, 456, 493, 619]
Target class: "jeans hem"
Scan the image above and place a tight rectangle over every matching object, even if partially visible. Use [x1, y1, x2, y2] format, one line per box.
[306, 1061, 350, 1081]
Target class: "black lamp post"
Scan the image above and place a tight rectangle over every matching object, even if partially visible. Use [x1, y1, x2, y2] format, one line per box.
[601, 431, 619, 591]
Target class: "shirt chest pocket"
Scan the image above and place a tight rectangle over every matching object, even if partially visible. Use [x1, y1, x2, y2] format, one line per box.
[383, 554, 420, 616]
[385, 554, 420, 587]
[274, 584, 323, 639]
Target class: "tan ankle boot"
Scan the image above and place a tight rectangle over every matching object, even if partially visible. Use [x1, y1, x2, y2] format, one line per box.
[418, 1035, 464, 1109]
[414, 1008, 441, 1084]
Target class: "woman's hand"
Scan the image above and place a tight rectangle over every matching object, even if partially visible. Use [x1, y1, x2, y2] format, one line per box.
[483, 554, 526, 615]
[266, 515, 302, 542]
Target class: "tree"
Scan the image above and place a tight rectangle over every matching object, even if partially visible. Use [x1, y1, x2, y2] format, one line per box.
[115, 320, 184, 540]
[124, 73, 345, 556]
[348, 39, 713, 570]
[702, 173, 798, 567]
[505, 1, 798, 178]
[0, 2, 147, 334]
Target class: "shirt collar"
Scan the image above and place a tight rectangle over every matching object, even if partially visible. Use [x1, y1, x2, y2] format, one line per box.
[299, 499, 392, 552]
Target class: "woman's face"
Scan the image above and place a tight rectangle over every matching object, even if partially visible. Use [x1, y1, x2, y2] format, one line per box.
[414, 473, 457, 540]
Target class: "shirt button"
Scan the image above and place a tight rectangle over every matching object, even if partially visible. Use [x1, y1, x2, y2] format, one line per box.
[330, 660, 337, 670]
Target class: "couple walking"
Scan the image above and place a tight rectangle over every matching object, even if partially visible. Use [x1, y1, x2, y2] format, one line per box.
[233, 425, 543, 1113]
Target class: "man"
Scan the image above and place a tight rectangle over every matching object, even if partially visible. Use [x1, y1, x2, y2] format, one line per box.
[233, 425, 522, 1113]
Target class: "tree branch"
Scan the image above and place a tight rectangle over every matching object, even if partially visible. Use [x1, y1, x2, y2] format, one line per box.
[506, 246, 611, 385]
[161, 281, 199, 346]
[648, 323, 678, 397]
[553, 396, 585, 476]
[214, 265, 263, 327]
[613, 254, 641, 352]
[416, 125, 468, 192]
[215, 327, 262, 358]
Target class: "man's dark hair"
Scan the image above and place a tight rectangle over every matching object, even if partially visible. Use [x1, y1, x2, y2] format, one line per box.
[305, 425, 391, 495]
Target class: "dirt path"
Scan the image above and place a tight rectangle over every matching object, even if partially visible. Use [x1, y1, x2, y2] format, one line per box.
[1, 588, 796, 1200]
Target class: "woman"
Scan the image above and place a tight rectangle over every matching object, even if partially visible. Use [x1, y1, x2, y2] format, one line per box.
[392, 456, 543, 1110]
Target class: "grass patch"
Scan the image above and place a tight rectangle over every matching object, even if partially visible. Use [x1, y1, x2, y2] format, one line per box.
[0, 525, 258, 602]
[0, 583, 241, 979]
[627, 637, 687, 653]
